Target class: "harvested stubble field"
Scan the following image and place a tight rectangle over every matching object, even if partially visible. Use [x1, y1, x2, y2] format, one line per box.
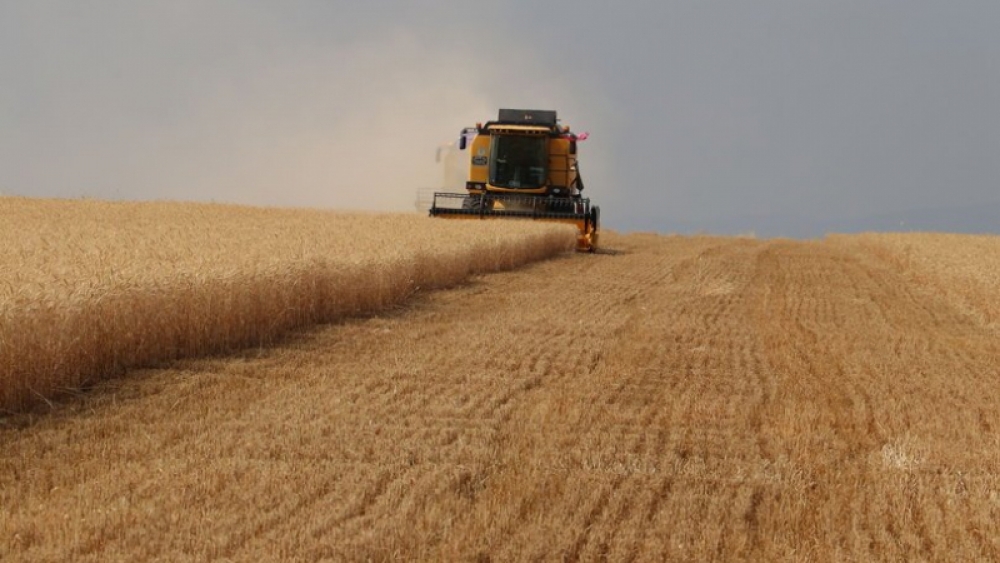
[3, 200, 1000, 562]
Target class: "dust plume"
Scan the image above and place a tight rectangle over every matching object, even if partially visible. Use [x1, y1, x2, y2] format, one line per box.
[0, 3, 585, 212]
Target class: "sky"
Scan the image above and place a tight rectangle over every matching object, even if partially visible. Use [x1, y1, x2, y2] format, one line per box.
[2, 1, 998, 237]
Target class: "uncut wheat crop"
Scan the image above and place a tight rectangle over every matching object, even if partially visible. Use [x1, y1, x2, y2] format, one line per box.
[0, 196, 575, 412]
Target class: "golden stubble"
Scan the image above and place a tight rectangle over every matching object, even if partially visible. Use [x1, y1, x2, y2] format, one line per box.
[2, 219, 999, 561]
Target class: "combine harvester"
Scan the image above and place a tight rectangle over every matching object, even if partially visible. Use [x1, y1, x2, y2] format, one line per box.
[429, 109, 600, 252]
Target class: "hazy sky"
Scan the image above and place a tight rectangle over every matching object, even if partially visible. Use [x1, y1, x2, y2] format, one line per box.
[2, 1, 998, 237]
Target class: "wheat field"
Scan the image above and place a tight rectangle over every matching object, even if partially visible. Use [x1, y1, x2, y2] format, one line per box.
[0, 197, 575, 412]
[2, 200, 1000, 561]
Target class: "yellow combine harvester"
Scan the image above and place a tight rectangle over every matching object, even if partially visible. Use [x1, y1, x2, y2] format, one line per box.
[429, 109, 600, 252]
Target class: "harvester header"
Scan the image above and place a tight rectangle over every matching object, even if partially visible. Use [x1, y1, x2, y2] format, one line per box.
[429, 109, 600, 252]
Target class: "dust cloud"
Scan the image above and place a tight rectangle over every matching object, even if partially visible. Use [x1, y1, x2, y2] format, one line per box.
[0, 3, 586, 213]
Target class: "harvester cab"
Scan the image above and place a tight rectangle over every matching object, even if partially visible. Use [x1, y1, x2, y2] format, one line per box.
[429, 109, 600, 252]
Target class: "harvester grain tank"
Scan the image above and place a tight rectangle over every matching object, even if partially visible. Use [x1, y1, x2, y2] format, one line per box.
[429, 109, 600, 252]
